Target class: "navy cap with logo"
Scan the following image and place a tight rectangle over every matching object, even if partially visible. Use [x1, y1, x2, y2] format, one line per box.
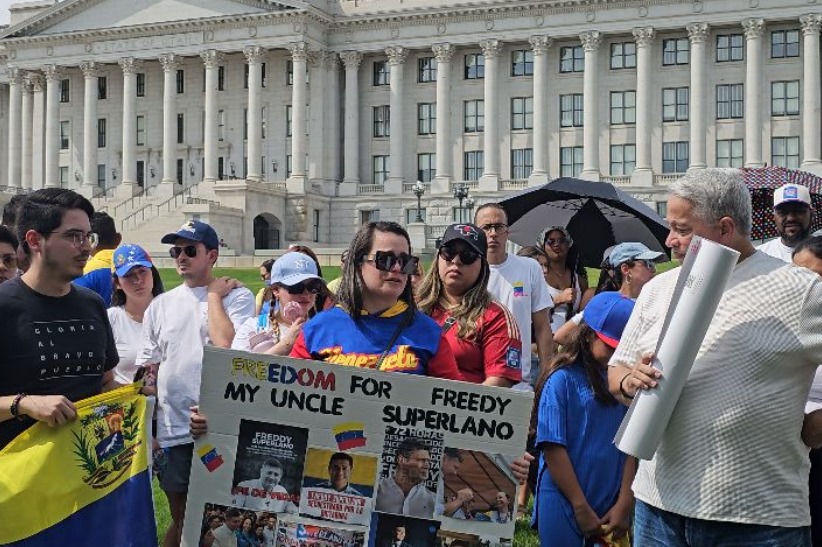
[161, 220, 220, 250]
[439, 223, 488, 256]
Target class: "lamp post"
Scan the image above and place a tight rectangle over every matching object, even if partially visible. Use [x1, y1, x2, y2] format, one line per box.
[453, 183, 470, 222]
[412, 180, 426, 222]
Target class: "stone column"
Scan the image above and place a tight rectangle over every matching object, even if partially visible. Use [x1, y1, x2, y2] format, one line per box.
[325, 54, 341, 187]
[159, 53, 181, 189]
[633, 27, 655, 185]
[80, 61, 100, 191]
[6, 67, 22, 188]
[580, 31, 602, 180]
[307, 50, 328, 185]
[801, 14, 822, 171]
[742, 19, 765, 168]
[479, 39, 502, 190]
[288, 42, 309, 190]
[433, 42, 455, 193]
[200, 50, 224, 184]
[687, 22, 709, 170]
[340, 51, 362, 195]
[385, 46, 408, 193]
[43, 65, 60, 188]
[30, 73, 45, 190]
[244, 46, 265, 182]
[118, 58, 142, 194]
[21, 76, 33, 189]
[529, 35, 552, 185]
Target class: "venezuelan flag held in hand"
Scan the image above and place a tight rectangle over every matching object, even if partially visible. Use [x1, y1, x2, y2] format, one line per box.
[0, 384, 157, 546]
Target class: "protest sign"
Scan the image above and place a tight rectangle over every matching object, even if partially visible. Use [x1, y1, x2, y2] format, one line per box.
[181, 348, 532, 546]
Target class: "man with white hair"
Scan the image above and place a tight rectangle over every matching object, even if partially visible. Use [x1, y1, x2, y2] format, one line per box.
[609, 169, 822, 545]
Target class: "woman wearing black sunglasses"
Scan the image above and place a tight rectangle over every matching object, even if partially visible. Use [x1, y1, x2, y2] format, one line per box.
[417, 224, 522, 387]
[289, 221, 462, 381]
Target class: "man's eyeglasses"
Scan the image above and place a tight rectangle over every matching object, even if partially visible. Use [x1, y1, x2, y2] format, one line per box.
[169, 245, 198, 259]
[0, 253, 17, 268]
[362, 251, 419, 275]
[479, 223, 508, 234]
[48, 230, 98, 248]
[545, 237, 569, 247]
[439, 246, 481, 265]
[281, 281, 323, 295]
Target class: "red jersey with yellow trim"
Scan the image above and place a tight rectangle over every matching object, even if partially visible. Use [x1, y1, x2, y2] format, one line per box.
[429, 301, 523, 385]
[290, 301, 463, 381]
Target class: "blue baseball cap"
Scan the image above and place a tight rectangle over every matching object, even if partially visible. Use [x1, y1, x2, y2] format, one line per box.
[607, 242, 664, 268]
[112, 244, 154, 277]
[583, 292, 635, 348]
[270, 251, 323, 286]
[161, 220, 219, 250]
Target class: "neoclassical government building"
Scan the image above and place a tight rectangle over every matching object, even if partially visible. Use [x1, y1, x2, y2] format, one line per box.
[0, 0, 818, 254]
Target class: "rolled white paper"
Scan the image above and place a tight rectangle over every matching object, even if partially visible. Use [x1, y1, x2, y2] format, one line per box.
[614, 236, 740, 460]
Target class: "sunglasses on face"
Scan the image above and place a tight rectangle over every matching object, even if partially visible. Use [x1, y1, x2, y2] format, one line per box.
[0, 253, 16, 268]
[634, 259, 656, 269]
[362, 251, 419, 275]
[169, 245, 198, 259]
[545, 237, 569, 247]
[439, 245, 481, 265]
[280, 281, 323, 295]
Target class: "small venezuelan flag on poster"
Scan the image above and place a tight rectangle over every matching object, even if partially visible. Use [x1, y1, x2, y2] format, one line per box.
[197, 444, 224, 472]
[332, 422, 367, 450]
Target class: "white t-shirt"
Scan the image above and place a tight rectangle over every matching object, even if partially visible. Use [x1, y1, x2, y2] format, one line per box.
[547, 279, 583, 333]
[610, 252, 822, 527]
[487, 254, 553, 388]
[137, 284, 255, 448]
[231, 314, 290, 354]
[107, 306, 144, 384]
[757, 237, 795, 262]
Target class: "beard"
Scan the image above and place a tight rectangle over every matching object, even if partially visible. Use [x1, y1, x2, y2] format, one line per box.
[781, 224, 812, 245]
[43, 246, 87, 284]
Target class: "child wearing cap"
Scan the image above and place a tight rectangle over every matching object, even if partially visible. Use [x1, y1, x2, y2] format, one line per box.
[531, 292, 637, 546]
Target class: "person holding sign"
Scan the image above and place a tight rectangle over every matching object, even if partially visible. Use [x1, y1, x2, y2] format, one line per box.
[533, 292, 637, 546]
[417, 223, 522, 387]
[290, 221, 462, 380]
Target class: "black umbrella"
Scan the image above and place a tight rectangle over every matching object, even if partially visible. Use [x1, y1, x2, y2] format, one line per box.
[499, 177, 671, 267]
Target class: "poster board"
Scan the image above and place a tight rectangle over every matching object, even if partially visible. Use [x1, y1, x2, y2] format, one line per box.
[182, 348, 532, 547]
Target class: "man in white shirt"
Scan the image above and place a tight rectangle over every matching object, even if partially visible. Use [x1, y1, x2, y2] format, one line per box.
[232, 457, 298, 513]
[375, 437, 436, 518]
[758, 183, 815, 262]
[261, 516, 276, 547]
[474, 203, 554, 391]
[610, 169, 822, 545]
[211, 508, 242, 547]
[137, 220, 255, 547]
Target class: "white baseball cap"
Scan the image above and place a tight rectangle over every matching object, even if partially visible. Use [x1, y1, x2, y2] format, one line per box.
[773, 184, 812, 208]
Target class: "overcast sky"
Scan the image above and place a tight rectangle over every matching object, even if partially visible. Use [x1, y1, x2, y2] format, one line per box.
[0, 1, 11, 26]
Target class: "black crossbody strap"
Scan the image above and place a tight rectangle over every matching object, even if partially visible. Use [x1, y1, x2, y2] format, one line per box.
[374, 310, 413, 370]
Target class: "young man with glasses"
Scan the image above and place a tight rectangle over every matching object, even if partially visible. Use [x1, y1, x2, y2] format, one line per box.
[137, 220, 255, 547]
[0, 188, 119, 451]
[474, 203, 554, 391]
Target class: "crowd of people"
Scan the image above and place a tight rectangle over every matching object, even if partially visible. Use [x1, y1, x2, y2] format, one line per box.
[2, 167, 822, 546]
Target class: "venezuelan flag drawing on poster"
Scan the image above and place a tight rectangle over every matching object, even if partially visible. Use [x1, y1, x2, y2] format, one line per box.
[0, 384, 157, 547]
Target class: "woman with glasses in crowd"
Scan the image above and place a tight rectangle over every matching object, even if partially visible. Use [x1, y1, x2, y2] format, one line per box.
[233, 251, 328, 355]
[540, 226, 588, 334]
[0, 226, 19, 284]
[289, 221, 462, 380]
[255, 258, 275, 316]
[417, 224, 521, 387]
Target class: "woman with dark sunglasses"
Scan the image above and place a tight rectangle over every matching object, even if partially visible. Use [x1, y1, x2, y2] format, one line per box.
[417, 224, 522, 387]
[232, 252, 329, 355]
[289, 221, 462, 381]
[540, 226, 588, 334]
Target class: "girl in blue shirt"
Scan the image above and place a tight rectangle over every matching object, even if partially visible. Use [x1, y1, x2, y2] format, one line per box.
[532, 292, 637, 546]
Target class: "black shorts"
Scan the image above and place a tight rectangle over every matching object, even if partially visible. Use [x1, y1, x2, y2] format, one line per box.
[158, 443, 194, 493]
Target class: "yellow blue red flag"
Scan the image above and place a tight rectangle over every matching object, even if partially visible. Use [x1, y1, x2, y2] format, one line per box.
[0, 384, 157, 546]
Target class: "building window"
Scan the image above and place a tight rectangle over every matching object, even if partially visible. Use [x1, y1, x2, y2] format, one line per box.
[662, 141, 690, 173]
[286, 61, 293, 86]
[560, 147, 584, 177]
[560, 94, 584, 127]
[261, 62, 266, 88]
[261, 107, 267, 139]
[373, 61, 389, 86]
[218, 157, 225, 180]
[285, 155, 292, 178]
[464, 99, 484, 133]
[610, 144, 636, 176]
[716, 34, 744, 62]
[176, 69, 185, 94]
[97, 164, 106, 188]
[217, 66, 225, 90]
[177, 113, 185, 144]
[244, 64, 248, 89]
[59, 121, 69, 150]
[662, 87, 690, 122]
[662, 38, 690, 65]
[405, 208, 426, 224]
[560, 46, 585, 73]
[512, 50, 535, 76]
[372, 155, 390, 184]
[373, 105, 390, 138]
[97, 118, 106, 148]
[218, 110, 225, 141]
[136, 73, 145, 97]
[418, 153, 435, 183]
[243, 109, 248, 140]
[465, 53, 484, 79]
[610, 42, 637, 69]
[716, 139, 744, 168]
[716, 84, 744, 119]
[771, 80, 800, 116]
[361, 210, 380, 224]
[176, 158, 184, 185]
[312, 210, 320, 243]
[511, 148, 533, 179]
[418, 103, 436, 135]
[453, 206, 473, 223]
[136, 115, 145, 146]
[418, 57, 437, 83]
[59, 166, 68, 187]
[59, 79, 70, 102]
[610, 91, 636, 125]
[771, 136, 800, 168]
[511, 97, 533, 130]
[286, 105, 292, 137]
[656, 201, 668, 217]
[464, 151, 484, 180]
[771, 30, 800, 58]
[97, 76, 107, 100]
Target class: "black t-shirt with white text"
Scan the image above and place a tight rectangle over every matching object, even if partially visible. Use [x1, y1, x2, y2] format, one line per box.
[0, 277, 119, 449]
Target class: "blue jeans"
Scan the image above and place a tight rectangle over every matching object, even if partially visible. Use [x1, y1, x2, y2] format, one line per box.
[634, 500, 811, 547]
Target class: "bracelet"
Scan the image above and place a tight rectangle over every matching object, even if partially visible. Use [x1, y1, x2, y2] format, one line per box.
[10, 393, 27, 421]
[619, 373, 635, 400]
